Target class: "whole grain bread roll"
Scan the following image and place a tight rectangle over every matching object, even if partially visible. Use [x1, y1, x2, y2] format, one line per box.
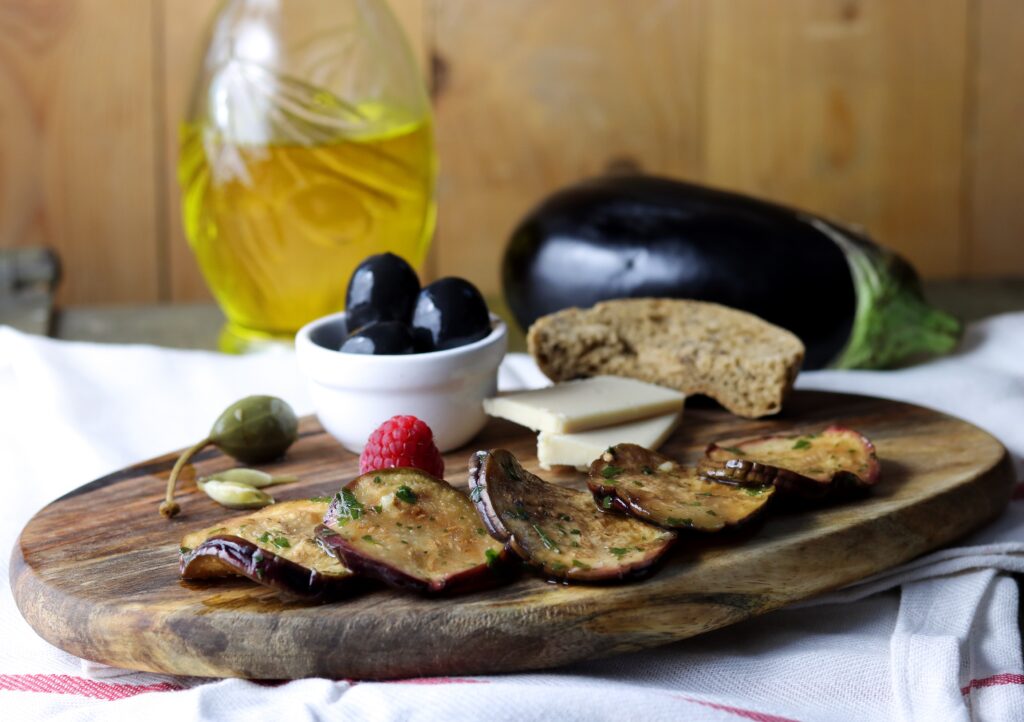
[527, 298, 805, 418]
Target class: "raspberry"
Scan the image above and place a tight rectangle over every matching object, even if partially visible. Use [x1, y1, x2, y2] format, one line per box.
[360, 415, 445, 478]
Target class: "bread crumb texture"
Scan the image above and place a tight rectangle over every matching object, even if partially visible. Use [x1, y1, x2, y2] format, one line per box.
[527, 299, 805, 418]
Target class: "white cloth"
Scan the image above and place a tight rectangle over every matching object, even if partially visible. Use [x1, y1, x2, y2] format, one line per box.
[1, 314, 1023, 722]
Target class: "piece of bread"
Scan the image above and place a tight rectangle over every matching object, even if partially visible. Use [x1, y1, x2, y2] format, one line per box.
[527, 298, 805, 419]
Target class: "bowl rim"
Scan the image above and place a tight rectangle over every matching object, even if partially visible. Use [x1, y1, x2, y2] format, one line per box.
[296, 310, 508, 365]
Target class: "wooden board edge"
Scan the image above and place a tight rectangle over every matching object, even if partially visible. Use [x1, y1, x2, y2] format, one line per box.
[10, 445, 1014, 680]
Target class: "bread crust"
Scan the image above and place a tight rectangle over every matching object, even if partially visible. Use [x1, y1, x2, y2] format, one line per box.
[527, 299, 805, 418]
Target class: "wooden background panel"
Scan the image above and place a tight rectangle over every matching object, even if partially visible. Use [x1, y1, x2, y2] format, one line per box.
[702, 0, 969, 278]
[1, 0, 1023, 307]
[431, 0, 703, 297]
[0, 0, 160, 303]
[967, 0, 1024, 276]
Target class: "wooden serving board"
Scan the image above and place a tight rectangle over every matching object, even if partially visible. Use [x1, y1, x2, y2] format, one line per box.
[10, 391, 1014, 680]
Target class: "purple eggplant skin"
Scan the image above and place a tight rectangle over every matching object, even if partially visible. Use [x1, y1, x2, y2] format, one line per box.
[468, 450, 676, 585]
[178, 535, 356, 599]
[314, 525, 517, 596]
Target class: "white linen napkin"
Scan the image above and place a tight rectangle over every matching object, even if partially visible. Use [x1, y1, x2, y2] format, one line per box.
[1, 315, 1022, 722]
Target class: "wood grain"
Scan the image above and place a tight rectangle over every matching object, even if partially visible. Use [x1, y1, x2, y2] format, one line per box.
[0, 0, 161, 304]
[430, 0, 703, 297]
[3, 0, 1024, 307]
[703, 0, 969, 278]
[966, 0, 1024, 276]
[10, 391, 1013, 679]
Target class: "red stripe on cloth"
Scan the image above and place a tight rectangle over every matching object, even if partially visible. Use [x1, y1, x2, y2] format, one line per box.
[0, 674, 182, 700]
[961, 673, 1024, 695]
[1011, 482, 1024, 501]
[673, 694, 800, 722]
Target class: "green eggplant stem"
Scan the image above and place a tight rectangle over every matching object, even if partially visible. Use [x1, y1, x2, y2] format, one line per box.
[814, 219, 962, 369]
[159, 437, 212, 518]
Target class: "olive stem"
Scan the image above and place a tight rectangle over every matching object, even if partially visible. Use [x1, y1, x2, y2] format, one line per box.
[159, 437, 212, 518]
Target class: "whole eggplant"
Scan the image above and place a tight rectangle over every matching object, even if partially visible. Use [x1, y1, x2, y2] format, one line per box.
[502, 175, 960, 369]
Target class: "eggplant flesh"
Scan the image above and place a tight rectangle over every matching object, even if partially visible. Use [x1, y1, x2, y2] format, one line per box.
[469, 449, 676, 583]
[589, 444, 774, 531]
[178, 499, 352, 597]
[700, 426, 881, 499]
[503, 175, 960, 370]
[317, 468, 511, 595]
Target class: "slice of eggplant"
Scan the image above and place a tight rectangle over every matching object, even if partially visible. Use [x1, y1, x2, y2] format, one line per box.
[179, 499, 352, 597]
[700, 425, 881, 499]
[469, 449, 676, 583]
[316, 468, 512, 595]
[589, 444, 774, 531]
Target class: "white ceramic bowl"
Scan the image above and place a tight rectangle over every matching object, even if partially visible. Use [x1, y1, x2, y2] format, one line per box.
[295, 312, 507, 453]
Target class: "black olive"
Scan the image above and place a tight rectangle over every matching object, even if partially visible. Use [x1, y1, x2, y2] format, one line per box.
[412, 277, 491, 351]
[345, 253, 420, 331]
[340, 321, 418, 355]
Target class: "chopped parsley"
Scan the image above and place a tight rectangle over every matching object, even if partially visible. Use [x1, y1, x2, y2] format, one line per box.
[570, 528, 581, 535]
[179, 546, 191, 555]
[744, 486, 770, 497]
[532, 524, 560, 552]
[608, 547, 629, 559]
[395, 485, 418, 504]
[706, 510, 718, 516]
[334, 488, 364, 521]
[272, 536, 290, 549]
[792, 439, 812, 450]
[373, 504, 383, 514]
[469, 484, 485, 502]
[572, 559, 591, 570]
[373, 476, 383, 484]
[485, 548, 500, 567]
[476, 527, 487, 536]
[641, 466, 655, 475]
[257, 532, 272, 543]
[602, 465, 624, 480]
[667, 517, 692, 527]
[308, 495, 333, 503]
[361, 534, 380, 545]
[558, 513, 572, 521]
[601, 496, 614, 510]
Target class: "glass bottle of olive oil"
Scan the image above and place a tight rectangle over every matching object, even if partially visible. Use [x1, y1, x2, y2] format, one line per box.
[179, 0, 436, 353]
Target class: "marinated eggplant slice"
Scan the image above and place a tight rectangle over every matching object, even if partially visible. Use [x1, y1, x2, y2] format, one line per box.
[469, 449, 676, 583]
[316, 468, 511, 595]
[700, 425, 881, 499]
[589, 444, 774, 532]
[179, 499, 352, 597]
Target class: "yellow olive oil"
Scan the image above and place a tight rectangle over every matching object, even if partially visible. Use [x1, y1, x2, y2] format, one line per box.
[178, 103, 436, 352]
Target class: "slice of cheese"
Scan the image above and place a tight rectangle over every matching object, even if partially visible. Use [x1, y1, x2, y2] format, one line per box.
[537, 412, 682, 471]
[483, 376, 685, 433]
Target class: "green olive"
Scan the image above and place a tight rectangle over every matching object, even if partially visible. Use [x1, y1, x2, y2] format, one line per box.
[210, 395, 299, 464]
[159, 395, 299, 518]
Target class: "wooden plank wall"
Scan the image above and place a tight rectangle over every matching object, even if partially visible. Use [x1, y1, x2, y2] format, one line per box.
[0, 0, 1021, 306]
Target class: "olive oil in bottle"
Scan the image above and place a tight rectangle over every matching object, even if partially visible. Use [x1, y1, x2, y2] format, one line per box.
[179, 104, 435, 352]
[178, 0, 435, 353]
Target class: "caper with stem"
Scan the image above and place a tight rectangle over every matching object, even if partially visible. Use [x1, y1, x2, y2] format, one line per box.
[159, 395, 299, 518]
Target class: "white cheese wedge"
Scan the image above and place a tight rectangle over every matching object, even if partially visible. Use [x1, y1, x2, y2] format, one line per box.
[537, 411, 682, 471]
[483, 376, 685, 433]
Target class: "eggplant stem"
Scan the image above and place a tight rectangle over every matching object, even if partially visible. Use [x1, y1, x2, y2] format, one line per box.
[811, 219, 962, 369]
[159, 438, 212, 519]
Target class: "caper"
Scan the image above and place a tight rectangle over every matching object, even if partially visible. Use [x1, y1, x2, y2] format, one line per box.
[199, 468, 298, 488]
[198, 479, 275, 510]
[158, 395, 299, 518]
